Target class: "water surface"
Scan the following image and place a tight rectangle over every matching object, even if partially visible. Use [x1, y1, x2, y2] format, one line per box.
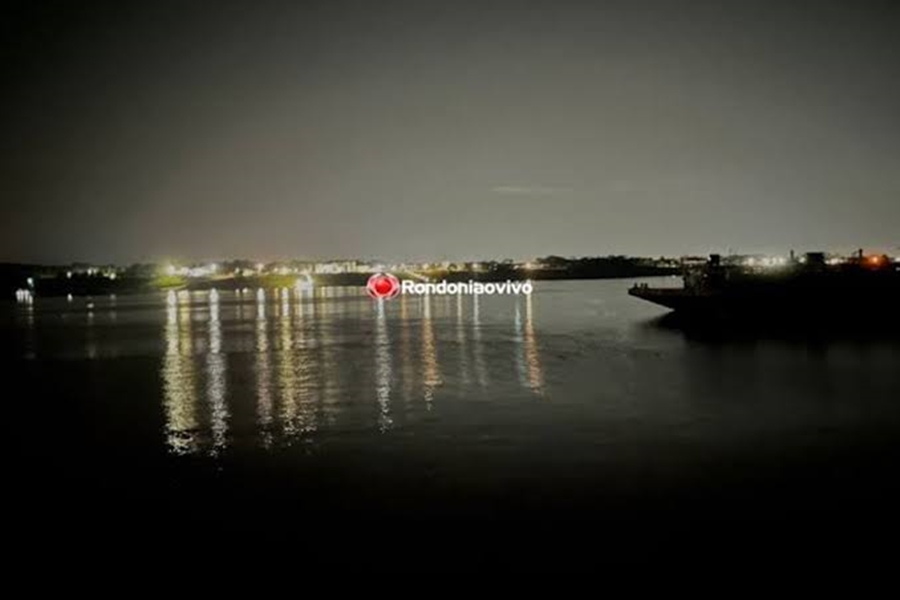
[10, 279, 900, 565]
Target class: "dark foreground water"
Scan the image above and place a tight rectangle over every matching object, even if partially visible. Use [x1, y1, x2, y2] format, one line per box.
[9, 279, 900, 568]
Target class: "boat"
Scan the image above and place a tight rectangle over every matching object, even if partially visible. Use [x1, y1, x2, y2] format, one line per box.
[629, 250, 900, 325]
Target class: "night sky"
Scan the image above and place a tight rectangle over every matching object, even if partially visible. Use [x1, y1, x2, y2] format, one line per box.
[2, 0, 899, 264]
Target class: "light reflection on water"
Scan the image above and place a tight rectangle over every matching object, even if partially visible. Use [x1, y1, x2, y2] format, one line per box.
[374, 299, 393, 432]
[255, 290, 274, 448]
[523, 293, 544, 392]
[421, 294, 441, 408]
[156, 287, 544, 455]
[162, 290, 199, 454]
[206, 289, 228, 454]
[11, 279, 900, 465]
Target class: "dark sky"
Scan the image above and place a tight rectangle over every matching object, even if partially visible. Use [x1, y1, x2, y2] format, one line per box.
[2, 0, 899, 263]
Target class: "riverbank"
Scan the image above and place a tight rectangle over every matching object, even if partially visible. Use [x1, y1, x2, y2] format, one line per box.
[3, 266, 679, 298]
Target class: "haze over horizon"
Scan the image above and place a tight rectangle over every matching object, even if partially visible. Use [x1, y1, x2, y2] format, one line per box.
[2, 0, 899, 264]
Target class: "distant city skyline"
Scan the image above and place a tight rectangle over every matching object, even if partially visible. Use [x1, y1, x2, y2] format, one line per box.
[4, 242, 900, 267]
[10, 248, 899, 272]
[2, 0, 899, 263]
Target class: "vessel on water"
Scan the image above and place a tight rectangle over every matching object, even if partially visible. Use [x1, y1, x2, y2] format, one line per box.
[629, 250, 900, 324]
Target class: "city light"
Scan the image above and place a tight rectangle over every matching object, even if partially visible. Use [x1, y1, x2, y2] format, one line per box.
[165, 263, 221, 278]
[741, 256, 787, 268]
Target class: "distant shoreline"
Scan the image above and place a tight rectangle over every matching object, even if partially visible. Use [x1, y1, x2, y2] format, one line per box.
[2, 266, 679, 299]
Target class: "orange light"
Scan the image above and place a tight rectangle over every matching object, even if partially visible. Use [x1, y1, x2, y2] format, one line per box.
[868, 255, 882, 265]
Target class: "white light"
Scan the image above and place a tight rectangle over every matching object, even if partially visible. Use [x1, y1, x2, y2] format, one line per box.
[67, 293, 73, 302]
[67, 271, 73, 279]
[108, 272, 117, 280]
[26, 277, 34, 287]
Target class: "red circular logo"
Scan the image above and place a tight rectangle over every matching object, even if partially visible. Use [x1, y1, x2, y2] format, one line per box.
[366, 272, 400, 300]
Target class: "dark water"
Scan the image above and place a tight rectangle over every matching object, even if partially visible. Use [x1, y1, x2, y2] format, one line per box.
[9, 279, 900, 567]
